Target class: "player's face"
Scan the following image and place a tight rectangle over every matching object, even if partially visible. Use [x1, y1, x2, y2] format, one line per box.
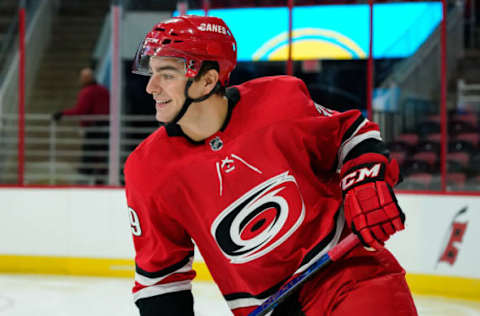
[146, 57, 188, 123]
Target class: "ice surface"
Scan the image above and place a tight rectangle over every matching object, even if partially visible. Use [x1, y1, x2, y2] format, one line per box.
[0, 274, 478, 316]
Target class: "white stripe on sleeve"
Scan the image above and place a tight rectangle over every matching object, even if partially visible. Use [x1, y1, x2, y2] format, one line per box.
[133, 280, 192, 302]
[135, 256, 194, 286]
[337, 130, 382, 172]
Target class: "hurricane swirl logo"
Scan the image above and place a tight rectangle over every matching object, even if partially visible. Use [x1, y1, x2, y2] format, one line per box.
[211, 171, 305, 263]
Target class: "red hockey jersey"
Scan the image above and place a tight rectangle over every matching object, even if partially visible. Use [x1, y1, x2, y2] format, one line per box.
[124, 76, 382, 315]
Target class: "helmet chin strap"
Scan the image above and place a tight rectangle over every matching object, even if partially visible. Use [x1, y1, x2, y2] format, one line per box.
[170, 79, 221, 124]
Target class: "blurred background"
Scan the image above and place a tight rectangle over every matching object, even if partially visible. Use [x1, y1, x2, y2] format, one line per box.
[0, 0, 478, 191]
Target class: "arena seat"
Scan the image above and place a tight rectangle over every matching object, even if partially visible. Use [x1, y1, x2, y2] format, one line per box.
[395, 133, 419, 147]
[446, 172, 467, 190]
[453, 133, 480, 148]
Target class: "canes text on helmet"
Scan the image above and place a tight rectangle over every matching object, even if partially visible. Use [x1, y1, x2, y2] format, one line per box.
[132, 15, 237, 86]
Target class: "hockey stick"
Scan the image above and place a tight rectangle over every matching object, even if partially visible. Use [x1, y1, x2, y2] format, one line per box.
[248, 233, 360, 316]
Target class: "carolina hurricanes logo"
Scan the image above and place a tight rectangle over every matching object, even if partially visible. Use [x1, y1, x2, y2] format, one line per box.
[211, 171, 305, 264]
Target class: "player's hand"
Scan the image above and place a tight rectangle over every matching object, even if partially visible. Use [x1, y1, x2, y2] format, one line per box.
[340, 153, 405, 250]
[52, 111, 63, 121]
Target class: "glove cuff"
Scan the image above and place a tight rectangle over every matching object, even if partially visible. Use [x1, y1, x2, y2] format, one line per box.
[340, 153, 399, 192]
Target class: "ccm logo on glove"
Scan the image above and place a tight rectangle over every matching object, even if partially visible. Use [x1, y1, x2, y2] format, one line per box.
[340, 154, 405, 250]
[341, 163, 384, 191]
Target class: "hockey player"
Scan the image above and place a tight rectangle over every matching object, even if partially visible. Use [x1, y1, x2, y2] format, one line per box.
[125, 15, 417, 316]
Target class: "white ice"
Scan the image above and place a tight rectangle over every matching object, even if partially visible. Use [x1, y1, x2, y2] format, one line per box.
[0, 274, 479, 316]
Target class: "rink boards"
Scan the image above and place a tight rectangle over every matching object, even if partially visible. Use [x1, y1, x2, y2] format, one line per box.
[0, 187, 479, 300]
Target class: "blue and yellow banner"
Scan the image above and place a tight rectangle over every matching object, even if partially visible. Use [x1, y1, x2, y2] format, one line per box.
[177, 2, 442, 61]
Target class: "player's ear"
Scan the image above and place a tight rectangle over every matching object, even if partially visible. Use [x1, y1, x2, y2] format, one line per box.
[201, 69, 219, 93]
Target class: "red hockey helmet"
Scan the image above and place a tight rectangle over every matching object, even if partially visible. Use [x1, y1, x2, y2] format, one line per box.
[132, 15, 237, 86]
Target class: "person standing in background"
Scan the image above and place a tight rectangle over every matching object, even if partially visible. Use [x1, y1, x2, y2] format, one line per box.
[52, 67, 110, 182]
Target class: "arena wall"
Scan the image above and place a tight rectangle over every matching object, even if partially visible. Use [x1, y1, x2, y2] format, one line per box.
[0, 188, 478, 300]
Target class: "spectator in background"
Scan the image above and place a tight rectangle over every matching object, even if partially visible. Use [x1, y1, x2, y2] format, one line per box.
[52, 67, 110, 183]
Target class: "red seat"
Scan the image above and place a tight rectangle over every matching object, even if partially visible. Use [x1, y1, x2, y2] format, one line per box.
[405, 173, 438, 190]
[447, 172, 467, 190]
[449, 139, 476, 154]
[413, 152, 438, 168]
[388, 141, 413, 154]
[417, 140, 441, 154]
[454, 133, 480, 148]
[449, 120, 477, 135]
[426, 133, 442, 142]
[447, 152, 470, 168]
[452, 113, 478, 128]
[395, 133, 419, 147]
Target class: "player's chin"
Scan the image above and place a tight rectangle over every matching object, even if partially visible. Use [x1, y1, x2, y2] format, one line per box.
[155, 111, 172, 124]
[156, 106, 182, 124]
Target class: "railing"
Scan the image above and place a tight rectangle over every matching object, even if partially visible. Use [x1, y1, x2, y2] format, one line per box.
[458, 79, 480, 111]
[0, 114, 159, 185]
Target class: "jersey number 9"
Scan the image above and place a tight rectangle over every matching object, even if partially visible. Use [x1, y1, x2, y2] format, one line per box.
[128, 207, 142, 236]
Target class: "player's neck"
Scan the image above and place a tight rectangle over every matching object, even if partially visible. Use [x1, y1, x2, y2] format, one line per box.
[178, 94, 229, 142]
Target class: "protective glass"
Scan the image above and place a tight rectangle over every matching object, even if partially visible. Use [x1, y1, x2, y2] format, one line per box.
[132, 42, 153, 76]
[133, 39, 193, 77]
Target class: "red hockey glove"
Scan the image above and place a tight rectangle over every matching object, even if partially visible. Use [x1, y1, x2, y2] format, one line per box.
[340, 153, 405, 250]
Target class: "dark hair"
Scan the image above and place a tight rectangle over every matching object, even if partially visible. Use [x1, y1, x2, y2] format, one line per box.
[194, 61, 226, 96]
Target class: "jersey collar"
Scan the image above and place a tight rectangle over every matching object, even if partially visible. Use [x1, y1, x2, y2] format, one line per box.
[164, 87, 240, 143]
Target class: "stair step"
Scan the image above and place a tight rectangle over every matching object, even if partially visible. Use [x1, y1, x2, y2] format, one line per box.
[0, 6, 16, 17]
[31, 89, 78, 98]
[463, 49, 480, 58]
[42, 51, 93, 60]
[51, 22, 104, 31]
[58, 7, 110, 17]
[0, 16, 13, 33]
[30, 98, 78, 106]
[29, 97, 76, 107]
[34, 80, 79, 88]
[35, 70, 79, 79]
[56, 15, 106, 22]
[26, 0, 110, 155]
[30, 94, 78, 102]
[40, 60, 90, 69]
[29, 100, 78, 112]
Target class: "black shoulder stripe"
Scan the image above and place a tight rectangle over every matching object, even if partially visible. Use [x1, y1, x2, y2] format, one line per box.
[224, 275, 289, 301]
[341, 114, 365, 144]
[136, 251, 194, 278]
[298, 210, 340, 268]
[343, 139, 389, 164]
